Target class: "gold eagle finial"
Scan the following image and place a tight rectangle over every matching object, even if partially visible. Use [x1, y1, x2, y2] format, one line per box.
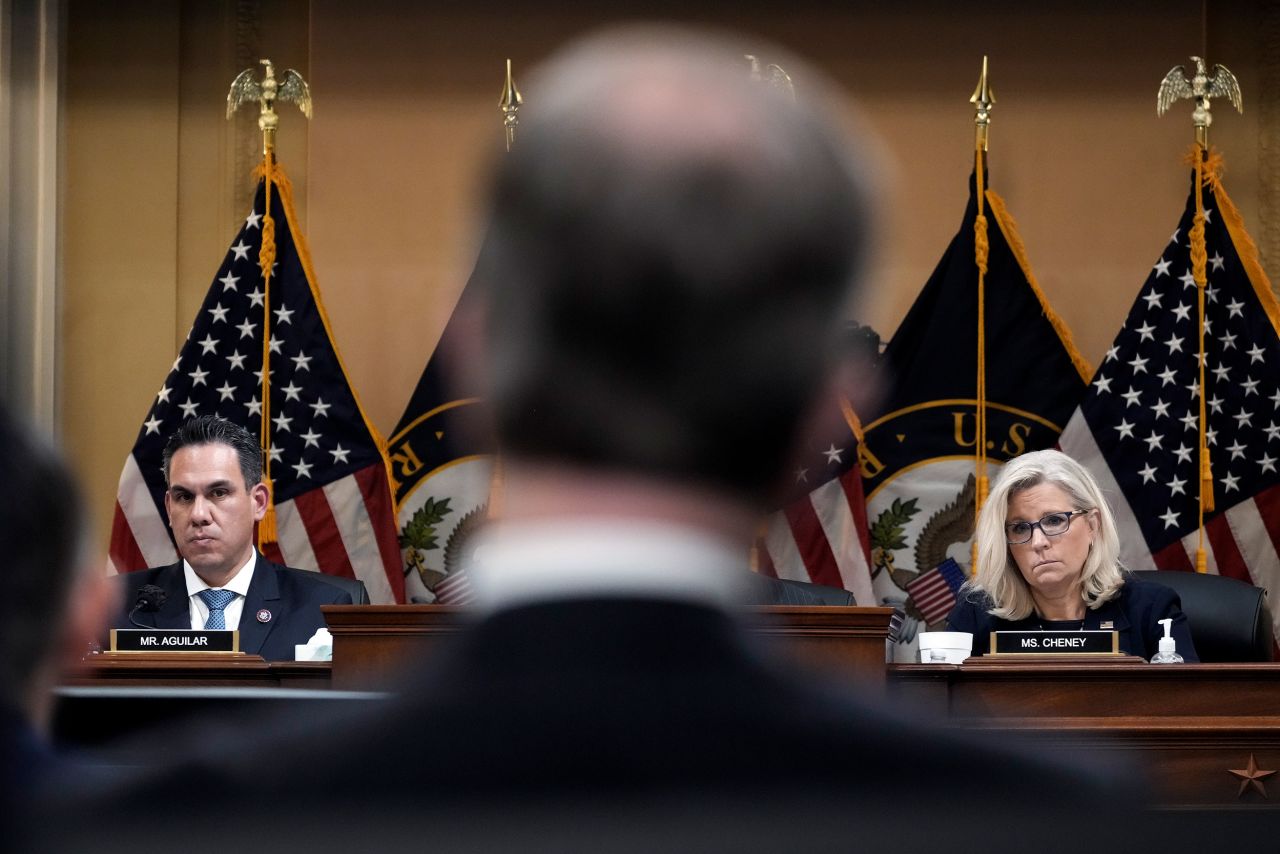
[744, 54, 795, 99]
[227, 59, 313, 155]
[1157, 56, 1241, 146]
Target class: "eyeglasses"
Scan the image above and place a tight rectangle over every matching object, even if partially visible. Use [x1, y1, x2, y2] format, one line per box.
[1005, 510, 1088, 545]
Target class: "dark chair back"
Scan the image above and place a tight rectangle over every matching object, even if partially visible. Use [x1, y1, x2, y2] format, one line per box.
[758, 576, 856, 606]
[1134, 570, 1274, 662]
[312, 573, 371, 605]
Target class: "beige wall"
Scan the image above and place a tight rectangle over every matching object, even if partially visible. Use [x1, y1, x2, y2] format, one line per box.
[60, 1, 1275, 547]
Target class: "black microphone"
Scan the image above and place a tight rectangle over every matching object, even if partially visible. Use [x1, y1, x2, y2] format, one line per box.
[128, 584, 168, 628]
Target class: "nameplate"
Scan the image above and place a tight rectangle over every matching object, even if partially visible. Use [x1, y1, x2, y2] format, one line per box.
[110, 629, 239, 653]
[990, 630, 1119, 655]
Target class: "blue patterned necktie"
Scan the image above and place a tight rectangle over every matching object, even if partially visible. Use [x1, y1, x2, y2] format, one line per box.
[198, 588, 237, 630]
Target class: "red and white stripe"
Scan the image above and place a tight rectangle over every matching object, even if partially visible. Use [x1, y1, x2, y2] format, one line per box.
[108, 454, 178, 575]
[761, 468, 875, 606]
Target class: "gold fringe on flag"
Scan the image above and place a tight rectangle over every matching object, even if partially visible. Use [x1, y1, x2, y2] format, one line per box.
[249, 157, 400, 551]
[1177, 143, 1280, 572]
[983, 191, 1093, 382]
[1193, 148, 1280, 332]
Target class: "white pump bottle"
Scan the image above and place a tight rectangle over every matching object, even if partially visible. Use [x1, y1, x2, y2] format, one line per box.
[1150, 617, 1185, 664]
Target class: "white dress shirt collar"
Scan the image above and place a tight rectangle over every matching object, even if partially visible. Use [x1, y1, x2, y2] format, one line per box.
[184, 550, 257, 630]
[467, 518, 752, 614]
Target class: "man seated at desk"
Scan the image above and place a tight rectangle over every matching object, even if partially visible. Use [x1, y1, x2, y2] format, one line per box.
[108, 415, 361, 660]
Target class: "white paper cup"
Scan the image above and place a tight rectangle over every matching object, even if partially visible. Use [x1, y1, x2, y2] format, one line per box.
[917, 631, 973, 664]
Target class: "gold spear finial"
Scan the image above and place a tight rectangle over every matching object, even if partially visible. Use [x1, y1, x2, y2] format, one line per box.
[1157, 56, 1242, 148]
[499, 58, 523, 152]
[227, 58, 313, 157]
[970, 55, 995, 151]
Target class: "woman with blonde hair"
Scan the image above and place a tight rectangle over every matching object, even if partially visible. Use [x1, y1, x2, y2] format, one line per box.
[947, 449, 1198, 660]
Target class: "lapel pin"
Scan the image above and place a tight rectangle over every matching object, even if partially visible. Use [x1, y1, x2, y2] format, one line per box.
[1100, 620, 1114, 629]
[256, 609, 272, 623]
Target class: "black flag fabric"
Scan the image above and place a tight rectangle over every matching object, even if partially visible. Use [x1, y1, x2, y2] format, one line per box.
[387, 272, 490, 604]
[860, 163, 1091, 655]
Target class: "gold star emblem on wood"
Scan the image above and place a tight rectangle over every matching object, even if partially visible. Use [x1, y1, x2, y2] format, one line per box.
[1229, 754, 1277, 799]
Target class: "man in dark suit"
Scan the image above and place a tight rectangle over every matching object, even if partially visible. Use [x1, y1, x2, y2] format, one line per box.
[108, 415, 358, 660]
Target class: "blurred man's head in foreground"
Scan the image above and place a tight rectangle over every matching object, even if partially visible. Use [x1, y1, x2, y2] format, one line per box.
[476, 26, 877, 511]
[0, 407, 109, 732]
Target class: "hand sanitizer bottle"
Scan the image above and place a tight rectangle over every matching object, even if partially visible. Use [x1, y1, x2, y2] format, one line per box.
[1150, 618, 1184, 664]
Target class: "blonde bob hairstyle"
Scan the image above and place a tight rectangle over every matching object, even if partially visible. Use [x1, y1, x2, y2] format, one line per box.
[967, 449, 1126, 621]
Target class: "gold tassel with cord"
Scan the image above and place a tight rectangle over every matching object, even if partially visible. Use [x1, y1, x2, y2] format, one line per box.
[255, 154, 280, 551]
[971, 148, 990, 574]
[1189, 144, 1213, 572]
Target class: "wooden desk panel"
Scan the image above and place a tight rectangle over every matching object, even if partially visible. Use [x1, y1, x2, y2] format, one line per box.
[889, 662, 1280, 718]
[66, 653, 332, 688]
[57, 621, 1280, 807]
[889, 662, 1280, 807]
[324, 605, 896, 691]
[749, 606, 894, 693]
[964, 716, 1280, 807]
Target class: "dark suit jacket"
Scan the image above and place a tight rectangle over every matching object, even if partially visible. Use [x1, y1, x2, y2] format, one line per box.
[2, 704, 53, 830]
[193, 598, 1131, 797]
[111, 553, 354, 661]
[756, 574, 856, 606]
[947, 575, 1199, 661]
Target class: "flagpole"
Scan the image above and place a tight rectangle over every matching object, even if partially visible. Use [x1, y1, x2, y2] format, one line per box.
[1157, 56, 1242, 572]
[969, 56, 994, 574]
[489, 60, 523, 517]
[227, 59, 313, 548]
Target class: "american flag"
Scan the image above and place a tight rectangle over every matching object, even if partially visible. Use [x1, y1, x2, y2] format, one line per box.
[904, 558, 967, 625]
[758, 395, 876, 606]
[1060, 150, 1280, 641]
[108, 166, 406, 604]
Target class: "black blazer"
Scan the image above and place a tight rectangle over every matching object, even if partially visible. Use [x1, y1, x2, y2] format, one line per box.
[111, 552, 354, 661]
[223, 598, 1132, 801]
[947, 575, 1199, 661]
